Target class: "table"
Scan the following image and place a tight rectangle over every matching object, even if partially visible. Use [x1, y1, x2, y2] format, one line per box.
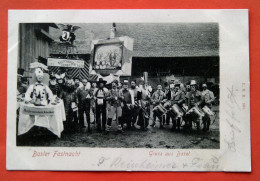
[18, 100, 66, 138]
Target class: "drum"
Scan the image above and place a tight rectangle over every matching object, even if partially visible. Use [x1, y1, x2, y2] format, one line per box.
[163, 101, 172, 110]
[202, 106, 215, 116]
[152, 104, 167, 117]
[169, 104, 184, 117]
[181, 103, 189, 113]
[186, 106, 205, 118]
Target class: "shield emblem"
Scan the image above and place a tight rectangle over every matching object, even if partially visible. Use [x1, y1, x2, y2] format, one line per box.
[61, 31, 70, 41]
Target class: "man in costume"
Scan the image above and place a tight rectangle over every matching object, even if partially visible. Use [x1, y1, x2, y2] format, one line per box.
[119, 80, 132, 129]
[59, 79, 78, 133]
[129, 80, 142, 129]
[93, 78, 109, 132]
[185, 80, 202, 130]
[201, 83, 215, 131]
[163, 82, 171, 125]
[74, 77, 83, 93]
[90, 82, 97, 125]
[137, 80, 151, 130]
[49, 73, 59, 96]
[151, 84, 165, 128]
[170, 83, 186, 131]
[77, 78, 93, 133]
[17, 77, 29, 96]
[106, 81, 123, 132]
[55, 73, 66, 98]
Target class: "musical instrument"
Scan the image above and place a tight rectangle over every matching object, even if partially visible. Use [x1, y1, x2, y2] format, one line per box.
[152, 104, 167, 117]
[135, 100, 152, 119]
[168, 104, 184, 117]
[181, 103, 189, 113]
[202, 106, 215, 116]
[186, 106, 205, 118]
[163, 101, 172, 110]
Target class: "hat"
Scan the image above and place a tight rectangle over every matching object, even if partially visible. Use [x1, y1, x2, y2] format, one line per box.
[97, 78, 107, 84]
[74, 77, 81, 82]
[174, 79, 181, 84]
[123, 80, 129, 84]
[157, 85, 162, 89]
[202, 83, 207, 87]
[113, 79, 119, 84]
[17, 68, 25, 77]
[190, 80, 197, 86]
[174, 83, 181, 87]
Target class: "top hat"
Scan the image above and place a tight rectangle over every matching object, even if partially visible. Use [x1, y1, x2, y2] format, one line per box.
[97, 78, 107, 84]
[202, 83, 207, 87]
[190, 80, 197, 86]
[123, 80, 129, 84]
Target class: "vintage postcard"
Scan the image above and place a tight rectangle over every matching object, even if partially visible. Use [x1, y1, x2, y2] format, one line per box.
[6, 9, 250, 171]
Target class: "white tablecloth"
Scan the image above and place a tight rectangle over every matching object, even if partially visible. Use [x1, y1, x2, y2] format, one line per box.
[18, 100, 66, 138]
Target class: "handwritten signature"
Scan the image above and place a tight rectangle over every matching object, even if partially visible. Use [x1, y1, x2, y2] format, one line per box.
[224, 85, 242, 152]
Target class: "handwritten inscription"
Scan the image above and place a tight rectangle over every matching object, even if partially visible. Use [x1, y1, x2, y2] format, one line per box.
[224, 85, 242, 153]
[95, 155, 218, 170]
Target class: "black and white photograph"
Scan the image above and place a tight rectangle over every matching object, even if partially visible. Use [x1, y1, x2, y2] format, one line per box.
[7, 10, 250, 171]
[16, 22, 220, 149]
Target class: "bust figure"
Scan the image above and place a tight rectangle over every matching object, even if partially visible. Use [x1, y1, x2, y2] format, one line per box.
[25, 68, 54, 106]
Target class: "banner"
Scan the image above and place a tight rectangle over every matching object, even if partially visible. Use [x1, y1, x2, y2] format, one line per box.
[22, 105, 54, 115]
[47, 58, 84, 68]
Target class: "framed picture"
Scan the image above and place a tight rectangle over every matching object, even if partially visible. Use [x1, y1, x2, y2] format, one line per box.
[89, 36, 134, 76]
[93, 42, 123, 70]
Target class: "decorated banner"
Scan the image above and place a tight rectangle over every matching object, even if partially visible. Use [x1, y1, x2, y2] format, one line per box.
[21, 105, 55, 115]
[89, 36, 134, 76]
[47, 58, 84, 68]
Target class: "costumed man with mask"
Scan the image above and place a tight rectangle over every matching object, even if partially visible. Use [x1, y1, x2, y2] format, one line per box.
[59, 79, 78, 133]
[106, 81, 123, 132]
[129, 80, 142, 129]
[25, 67, 54, 106]
[55, 73, 66, 98]
[17, 68, 28, 96]
[171, 83, 186, 131]
[17, 77, 29, 97]
[49, 73, 59, 96]
[77, 78, 93, 133]
[119, 80, 132, 129]
[185, 80, 202, 130]
[201, 83, 215, 131]
[151, 84, 166, 128]
[93, 78, 109, 132]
